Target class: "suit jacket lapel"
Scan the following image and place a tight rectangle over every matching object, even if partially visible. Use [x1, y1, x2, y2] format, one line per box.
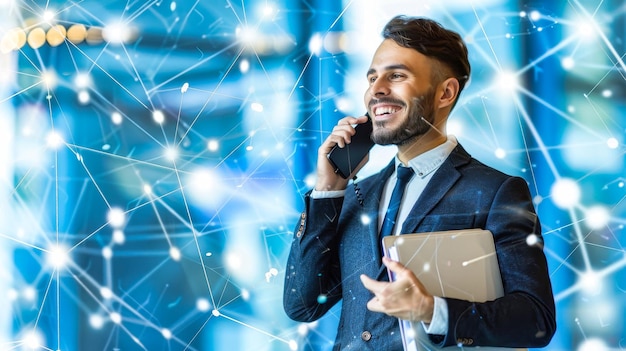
[363, 160, 396, 260]
[400, 144, 472, 234]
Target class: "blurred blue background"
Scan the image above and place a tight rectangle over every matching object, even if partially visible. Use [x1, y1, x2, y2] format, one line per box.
[0, 0, 624, 350]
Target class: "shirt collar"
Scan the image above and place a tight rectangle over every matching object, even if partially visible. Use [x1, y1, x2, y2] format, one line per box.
[395, 136, 458, 178]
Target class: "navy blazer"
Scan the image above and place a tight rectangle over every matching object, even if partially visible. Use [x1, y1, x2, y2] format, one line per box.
[283, 144, 556, 350]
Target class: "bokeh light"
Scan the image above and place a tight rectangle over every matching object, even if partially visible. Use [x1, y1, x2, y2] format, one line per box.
[1, 1, 625, 351]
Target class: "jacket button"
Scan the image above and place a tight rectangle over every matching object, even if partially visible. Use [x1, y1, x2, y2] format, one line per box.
[361, 331, 372, 341]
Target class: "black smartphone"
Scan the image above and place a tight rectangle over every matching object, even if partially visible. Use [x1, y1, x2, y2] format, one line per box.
[327, 114, 375, 179]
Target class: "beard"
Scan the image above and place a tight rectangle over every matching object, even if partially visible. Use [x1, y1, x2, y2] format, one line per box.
[370, 88, 436, 146]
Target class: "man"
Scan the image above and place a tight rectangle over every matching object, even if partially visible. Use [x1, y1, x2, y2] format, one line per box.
[283, 15, 556, 350]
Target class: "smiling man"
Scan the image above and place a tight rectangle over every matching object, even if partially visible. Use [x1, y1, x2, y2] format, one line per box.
[283, 15, 556, 350]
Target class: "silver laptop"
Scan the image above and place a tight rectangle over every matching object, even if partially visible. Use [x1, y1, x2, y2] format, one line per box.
[382, 229, 526, 351]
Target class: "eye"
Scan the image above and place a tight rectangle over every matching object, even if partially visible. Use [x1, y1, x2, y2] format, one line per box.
[368, 75, 377, 84]
[390, 72, 405, 80]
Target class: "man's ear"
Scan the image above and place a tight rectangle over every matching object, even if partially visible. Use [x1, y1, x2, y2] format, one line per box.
[437, 77, 460, 109]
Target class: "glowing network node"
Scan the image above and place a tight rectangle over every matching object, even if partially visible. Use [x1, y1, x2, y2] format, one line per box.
[169, 247, 181, 261]
[289, 340, 298, 351]
[23, 286, 37, 301]
[297, 323, 309, 336]
[579, 271, 602, 296]
[102, 246, 113, 260]
[239, 59, 250, 73]
[207, 139, 219, 151]
[77, 90, 90, 104]
[526, 233, 539, 246]
[494, 148, 506, 159]
[584, 205, 610, 230]
[42, 10, 55, 22]
[110, 312, 122, 324]
[41, 70, 58, 89]
[89, 314, 105, 329]
[241, 289, 250, 301]
[251, 102, 264, 112]
[308, 33, 323, 55]
[606, 137, 619, 149]
[495, 71, 519, 91]
[196, 298, 211, 312]
[550, 178, 581, 209]
[161, 328, 172, 339]
[143, 184, 153, 195]
[212, 309, 220, 317]
[360, 214, 371, 225]
[181, 82, 189, 93]
[577, 338, 608, 351]
[100, 287, 113, 300]
[46, 131, 64, 149]
[561, 57, 575, 70]
[165, 146, 178, 161]
[153, 110, 165, 124]
[317, 294, 327, 304]
[112, 229, 125, 244]
[102, 22, 136, 44]
[107, 207, 126, 228]
[111, 111, 123, 124]
[23, 329, 44, 349]
[45, 244, 69, 269]
[529, 10, 541, 21]
[601, 89, 612, 98]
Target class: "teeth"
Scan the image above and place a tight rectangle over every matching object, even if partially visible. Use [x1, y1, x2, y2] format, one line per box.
[374, 106, 399, 115]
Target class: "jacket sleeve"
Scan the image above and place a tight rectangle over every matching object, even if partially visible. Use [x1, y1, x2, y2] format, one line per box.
[434, 176, 556, 348]
[282, 192, 345, 322]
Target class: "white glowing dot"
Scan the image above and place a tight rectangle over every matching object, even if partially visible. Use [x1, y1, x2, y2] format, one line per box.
[102, 246, 113, 260]
[495, 71, 518, 91]
[153, 110, 165, 124]
[23, 286, 36, 301]
[46, 131, 64, 149]
[519, 11, 527, 17]
[236, 26, 257, 44]
[447, 119, 463, 136]
[170, 1, 177, 11]
[100, 287, 113, 300]
[169, 247, 181, 261]
[212, 309, 220, 317]
[110, 312, 122, 324]
[43, 10, 55, 22]
[225, 253, 241, 270]
[75, 73, 92, 88]
[246, 145, 254, 151]
[550, 178, 580, 209]
[165, 147, 178, 161]
[241, 289, 250, 300]
[107, 207, 126, 228]
[422, 262, 431, 272]
[289, 340, 298, 351]
[297, 323, 309, 336]
[308, 33, 323, 55]
[112, 229, 125, 244]
[207, 139, 219, 151]
[251, 102, 264, 112]
[579, 271, 602, 296]
[78, 90, 90, 104]
[533, 195, 543, 205]
[181, 82, 189, 93]
[196, 298, 210, 312]
[526, 234, 539, 246]
[90, 314, 105, 329]
[494, 148, 506, 159]
[360, 214, 371, 225]
[161, 328, 172, 339]
[7, 288, 18, 301]
[601, 89, 612, 98]
[276, 142, 284, 150]
[112, 111, 123, 124]
[530, 10, 541, 21]
[23, 330, 43, 348]
[607, 137, 619, 149]
[262, 4, 275, 17]
[269, 268, 278, 276]
[577, 22, 596, 41]
[143, 184, 153, 195]
[561, 57, 575, 70]
[46, 244, 69, 269]
[205, 252, 212, 257]
[239, 59, 250, 73]
[103, 22, 134, 44]
[585, 205, 610, 230]
[578, 338, 608, 351]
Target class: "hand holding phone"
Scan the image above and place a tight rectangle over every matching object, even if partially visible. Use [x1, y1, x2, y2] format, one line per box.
[327, 114, 375, 179]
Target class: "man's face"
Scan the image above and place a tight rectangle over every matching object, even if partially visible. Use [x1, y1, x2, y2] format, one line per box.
[364, 39, 438, 146]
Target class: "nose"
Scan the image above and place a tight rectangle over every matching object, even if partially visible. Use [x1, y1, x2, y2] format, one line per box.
[368, 78, 390, 97]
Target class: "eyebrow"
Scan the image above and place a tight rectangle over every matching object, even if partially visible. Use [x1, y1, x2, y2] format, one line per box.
[366, 64, 411, 77]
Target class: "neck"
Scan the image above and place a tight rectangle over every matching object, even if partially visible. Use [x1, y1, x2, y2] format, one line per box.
[396, 127, 447, 165]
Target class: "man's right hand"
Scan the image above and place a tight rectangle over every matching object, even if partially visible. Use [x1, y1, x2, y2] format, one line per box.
[315, 115, 370, 192]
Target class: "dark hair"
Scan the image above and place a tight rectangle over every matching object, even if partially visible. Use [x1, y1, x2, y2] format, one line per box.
[382, 15, 471, 95]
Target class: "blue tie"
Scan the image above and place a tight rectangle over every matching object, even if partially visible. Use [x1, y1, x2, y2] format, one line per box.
[380, 166, 415, 237]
